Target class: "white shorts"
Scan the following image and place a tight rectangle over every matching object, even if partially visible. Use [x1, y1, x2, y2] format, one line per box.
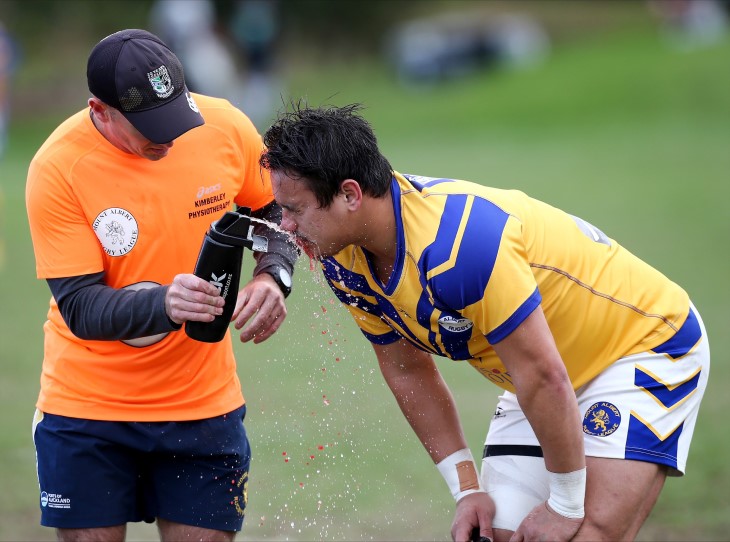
[481, 303, 710, 530]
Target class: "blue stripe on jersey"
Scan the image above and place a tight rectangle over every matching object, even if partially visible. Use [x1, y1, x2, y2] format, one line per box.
[423, 194, 468, 276]
[436, 310, 473, 360]
[651, 306, 701, 359]
[425, 195, 510, 310]
[323, 259, 382, 316]
[625, 414, 681, 471]
[387, 180, 407, 296]
[325, 278, 381, 315]
[486, 287, 542, 344]
[322, 258, 376, 295]
[376, 291, 446, 356]
[362, 328, 401, 345]
[402, 174, 455, 191]
[322, 256, 446, 355]
[413, 290, 450, 357]
[634, 367, 701, 409]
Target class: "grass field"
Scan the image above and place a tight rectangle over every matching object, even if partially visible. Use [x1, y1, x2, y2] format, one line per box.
[1, 11, 729, 542]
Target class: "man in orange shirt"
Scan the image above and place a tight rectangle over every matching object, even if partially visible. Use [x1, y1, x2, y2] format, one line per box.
[25, 29, 297, 541]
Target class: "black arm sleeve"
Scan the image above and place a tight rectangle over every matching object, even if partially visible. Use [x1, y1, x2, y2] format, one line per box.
[250, 201, 299, 278]
[47, 272, 181, 341]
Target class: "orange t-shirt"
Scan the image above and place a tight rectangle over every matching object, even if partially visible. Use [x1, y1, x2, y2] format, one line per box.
[26, 94, 273, 421]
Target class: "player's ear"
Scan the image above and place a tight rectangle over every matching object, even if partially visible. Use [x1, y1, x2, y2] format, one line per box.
[339, 179, 362, 209]
[88, 97, 111, 120]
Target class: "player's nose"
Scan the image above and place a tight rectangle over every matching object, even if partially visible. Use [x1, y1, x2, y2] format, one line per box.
[280, 211, 296, 232]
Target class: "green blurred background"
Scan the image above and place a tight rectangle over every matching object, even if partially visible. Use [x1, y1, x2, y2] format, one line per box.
[1, 1, 728, 540]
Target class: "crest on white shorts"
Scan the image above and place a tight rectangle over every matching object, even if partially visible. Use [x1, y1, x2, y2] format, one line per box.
[583, 401, 621, 437]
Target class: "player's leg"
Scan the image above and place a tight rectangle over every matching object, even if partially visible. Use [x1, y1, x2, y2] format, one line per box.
[57, 525, 126, 542]
[482, 303, 709, 540]
[149, 405, 251, 539]
[575, 457, 667, 541]
[481, 450, 548, 542]
[481, 392, 550, 542]
[485, 455, 667, 542]
[575, 303, 709, 539]
[32, 409, 148, 541]
[156, 518, 235, 542]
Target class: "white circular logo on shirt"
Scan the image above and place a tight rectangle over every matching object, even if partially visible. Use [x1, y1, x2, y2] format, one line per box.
[92, 207, 139, 257]
[438, 315, 473, 333]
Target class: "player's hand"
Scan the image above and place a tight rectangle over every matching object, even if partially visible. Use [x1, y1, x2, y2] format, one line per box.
[233, 273, 287, 343]
[451, 492, 495, 542]
[165, 273, 225, 325]
[510, 502, 583, 542]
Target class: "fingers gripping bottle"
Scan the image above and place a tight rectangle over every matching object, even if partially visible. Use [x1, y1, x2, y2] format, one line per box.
[185, 208, 269, 343]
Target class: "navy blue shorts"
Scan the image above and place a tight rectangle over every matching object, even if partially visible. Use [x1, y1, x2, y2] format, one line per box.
[32, 405, 250, 531]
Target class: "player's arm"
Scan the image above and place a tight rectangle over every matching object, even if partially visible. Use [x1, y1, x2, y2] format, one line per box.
[250, 201, 298, 287]
[491, 305, 585, 541]
[232, 201, 298, 344]
[373, 339, 495, 542]
[229, 118, 298, 345]
[48, 272, 224, 341]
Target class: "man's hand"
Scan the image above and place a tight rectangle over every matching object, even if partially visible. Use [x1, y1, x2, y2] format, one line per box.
[510, 502, 583, 542]
[233, 272, 287, 343]
[165, 273, 225, 324]
[451, 492, 496, 542]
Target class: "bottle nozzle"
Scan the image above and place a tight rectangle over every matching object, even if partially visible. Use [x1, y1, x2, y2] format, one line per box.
[209, 209, 268, 252]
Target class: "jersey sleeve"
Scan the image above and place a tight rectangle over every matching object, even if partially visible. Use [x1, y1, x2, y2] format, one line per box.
[26, 157, 105, 279]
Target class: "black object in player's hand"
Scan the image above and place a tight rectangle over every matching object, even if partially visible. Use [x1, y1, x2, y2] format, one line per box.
[470, 527, 492, 542]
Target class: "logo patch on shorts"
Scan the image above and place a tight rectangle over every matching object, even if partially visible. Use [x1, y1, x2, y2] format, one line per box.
[233, 470, 249, 517]
[583, 401, 621, 437]
[40, 490, 71, 509]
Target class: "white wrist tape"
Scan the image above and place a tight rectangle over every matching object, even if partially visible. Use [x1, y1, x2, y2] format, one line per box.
[547, 468, 586, 519]
[436, 448, 485, 502]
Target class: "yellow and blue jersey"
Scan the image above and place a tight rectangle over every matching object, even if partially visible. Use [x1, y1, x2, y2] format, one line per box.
[322, 172, 690, 392]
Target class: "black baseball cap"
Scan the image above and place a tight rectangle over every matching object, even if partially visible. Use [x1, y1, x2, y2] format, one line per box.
[87, 29, 204, 143]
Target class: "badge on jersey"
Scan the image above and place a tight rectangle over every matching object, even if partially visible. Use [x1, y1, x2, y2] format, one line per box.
[438, 315, 473, 333]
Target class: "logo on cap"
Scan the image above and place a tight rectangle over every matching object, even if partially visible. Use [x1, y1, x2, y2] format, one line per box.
[147, 65, 174, 99]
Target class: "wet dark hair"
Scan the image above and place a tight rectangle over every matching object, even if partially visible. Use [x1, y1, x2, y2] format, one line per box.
[260, 102, 393, 208]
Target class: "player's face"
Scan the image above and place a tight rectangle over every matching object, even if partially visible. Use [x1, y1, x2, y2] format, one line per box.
[271, 170, 352, 260]
[105, 108, 174, 161]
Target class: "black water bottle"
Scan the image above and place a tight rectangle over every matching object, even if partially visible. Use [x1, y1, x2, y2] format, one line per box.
[185, 208, 268, 343]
